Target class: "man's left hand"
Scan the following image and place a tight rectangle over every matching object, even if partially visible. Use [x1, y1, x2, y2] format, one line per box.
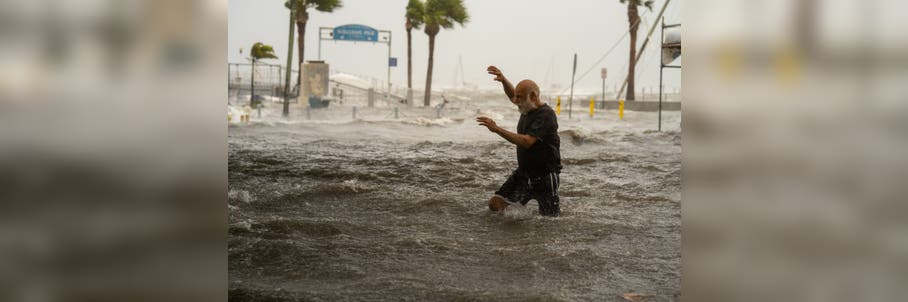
[476, 117, 498, 132]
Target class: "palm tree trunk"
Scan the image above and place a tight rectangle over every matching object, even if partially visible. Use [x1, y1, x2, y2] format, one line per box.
[283, 9, 295, 117]
[296, 10, 308, 90]
[424, 33, 436, 107]
[407, 26, 413, 89]
[626, 2, 638, 101]
[250, 60, 256, 106]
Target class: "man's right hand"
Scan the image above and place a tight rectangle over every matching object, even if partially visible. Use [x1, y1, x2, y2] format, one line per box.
[488, 65, 515, 99]
[487, 66, 506, 82]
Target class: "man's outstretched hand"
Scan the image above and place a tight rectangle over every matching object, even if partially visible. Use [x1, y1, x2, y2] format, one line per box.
[476, 116, 498, 132]
[487, 65, 515, 99]
[477, 116, 538, 149]
[487, 66, 506, 82]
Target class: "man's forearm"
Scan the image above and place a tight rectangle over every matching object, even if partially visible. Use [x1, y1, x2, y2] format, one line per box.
[500, 79, 515, 99]
[493, 126, 534, 149]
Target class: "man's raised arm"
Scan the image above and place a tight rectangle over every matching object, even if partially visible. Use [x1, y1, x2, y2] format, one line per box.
[487, 66, 515, 100]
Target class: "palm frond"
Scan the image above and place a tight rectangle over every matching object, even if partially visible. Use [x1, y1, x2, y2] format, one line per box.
[312, 0, 342, 12]
[619, 0, 654, 10]
[407, 0, 426, 28]
[424, 0, 468, 29]
[250, 42, 278, 60]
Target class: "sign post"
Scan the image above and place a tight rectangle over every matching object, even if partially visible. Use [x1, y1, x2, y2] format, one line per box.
[318, 24, 394, 104]
[600, 68, 607, 109]
[660, 17, 682, 131]
[568, 54, 577, 120]
[386, 31, 392, 98]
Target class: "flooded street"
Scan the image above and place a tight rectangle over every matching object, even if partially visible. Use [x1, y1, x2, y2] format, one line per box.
[228, 100, 681, 301]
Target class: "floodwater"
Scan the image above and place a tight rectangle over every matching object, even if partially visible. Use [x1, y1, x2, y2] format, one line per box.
[228, 96, 681, 301]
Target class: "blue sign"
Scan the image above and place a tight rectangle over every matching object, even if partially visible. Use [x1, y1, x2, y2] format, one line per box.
[389, 57, 398, 67]
[332, 24, 378, 42]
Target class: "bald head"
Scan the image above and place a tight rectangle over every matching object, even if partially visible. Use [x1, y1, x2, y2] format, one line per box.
[515, 80, 541, 104]
[513, 79, 543, 114]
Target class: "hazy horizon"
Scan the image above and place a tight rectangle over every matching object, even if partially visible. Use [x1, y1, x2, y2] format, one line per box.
[228, 0, 682, 95]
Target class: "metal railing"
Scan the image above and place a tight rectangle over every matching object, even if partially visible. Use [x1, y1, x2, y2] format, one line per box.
[228, 62, 298, 103]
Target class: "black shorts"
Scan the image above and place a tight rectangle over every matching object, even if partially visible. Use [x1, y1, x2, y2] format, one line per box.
[494, 170, 561, 216]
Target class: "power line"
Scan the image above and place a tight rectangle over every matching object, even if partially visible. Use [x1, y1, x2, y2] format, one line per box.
[556, 7, 655, 95]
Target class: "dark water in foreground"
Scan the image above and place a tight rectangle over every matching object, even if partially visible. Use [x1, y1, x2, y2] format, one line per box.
[228, 110, 681, 301]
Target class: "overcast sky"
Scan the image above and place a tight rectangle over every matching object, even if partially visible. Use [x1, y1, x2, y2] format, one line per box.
[228, 0, 682, 94]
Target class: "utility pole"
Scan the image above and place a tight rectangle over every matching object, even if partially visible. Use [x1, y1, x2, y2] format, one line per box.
[615, 0, 672, 101]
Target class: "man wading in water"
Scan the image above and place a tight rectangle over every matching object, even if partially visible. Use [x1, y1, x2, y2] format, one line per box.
[477, 66, 563, 216]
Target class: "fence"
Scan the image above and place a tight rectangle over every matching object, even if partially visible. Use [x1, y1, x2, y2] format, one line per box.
[228, 62, 298, 104]
[229, 62, 434, 107]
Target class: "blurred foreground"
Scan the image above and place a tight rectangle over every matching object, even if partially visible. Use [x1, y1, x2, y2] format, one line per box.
[684, 0, 908, 301]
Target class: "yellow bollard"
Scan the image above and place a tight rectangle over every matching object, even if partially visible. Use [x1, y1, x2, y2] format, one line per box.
[619, 100, 625, 120]
[776, 46, 802, 88]
[589, 97, 595, 118]
[227, 112, 233, 122]
[242, 106, 252, 122]
[556, 96, 561, 115]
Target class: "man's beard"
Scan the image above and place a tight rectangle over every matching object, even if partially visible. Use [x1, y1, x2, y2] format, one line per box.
[517, 98, 534, 114]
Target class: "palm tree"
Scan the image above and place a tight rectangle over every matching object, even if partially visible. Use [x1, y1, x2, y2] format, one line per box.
[620, 0, 653, 101]
[285, 0, 343, 89]
[422, 0, 468, 107]
[249, 42, 278, 107]
[405, 0, 425, 101]
[282, 6, 296, 117]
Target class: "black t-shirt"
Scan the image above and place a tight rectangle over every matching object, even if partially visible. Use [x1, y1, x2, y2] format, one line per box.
[516, 104, 562, 176]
